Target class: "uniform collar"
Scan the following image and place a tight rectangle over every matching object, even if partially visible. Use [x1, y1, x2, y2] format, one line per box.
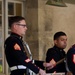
[54, 45, 63, 51]
[10, 32, 23, 39]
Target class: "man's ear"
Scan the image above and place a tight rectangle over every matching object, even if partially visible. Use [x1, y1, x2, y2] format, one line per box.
[54, 40, 57, 45]
[13, 24, 18, 29]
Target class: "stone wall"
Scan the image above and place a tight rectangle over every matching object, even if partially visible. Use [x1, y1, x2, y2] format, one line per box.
[38, 0, 75, 60]
[25, 0, 75, 61]
[25, 0, 39, 59]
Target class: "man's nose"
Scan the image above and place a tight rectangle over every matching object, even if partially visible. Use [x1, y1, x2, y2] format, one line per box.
[25, 26, 27, 30]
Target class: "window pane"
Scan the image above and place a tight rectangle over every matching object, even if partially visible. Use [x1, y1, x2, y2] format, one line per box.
[8, 3, 14, 15]
[0, 30, 2, 73]
[0, 16, 2, 27]
[16, 3, 22, 16]
[0, 1, 2, 14]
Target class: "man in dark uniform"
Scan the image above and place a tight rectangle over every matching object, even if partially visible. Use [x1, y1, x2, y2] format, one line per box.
[4, 16, 53, 75]
[46, 31, 67, 74]
[67, 44, 75, 75]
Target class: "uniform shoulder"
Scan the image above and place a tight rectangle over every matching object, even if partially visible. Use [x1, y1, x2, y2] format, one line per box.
[47, 47, 53, 51]
[71, 44, 75, 48]
[67, 44, 75, 54]
[5, 36, 11, 42]
[47, 47, 55, 53]
[69, 44, 75, 50]
[5, 36, 19, 44]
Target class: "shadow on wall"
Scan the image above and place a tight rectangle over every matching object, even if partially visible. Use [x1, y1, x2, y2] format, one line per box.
[65, 0, 75, 4]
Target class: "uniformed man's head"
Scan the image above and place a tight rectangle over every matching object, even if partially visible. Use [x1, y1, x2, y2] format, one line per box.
[9, 16, 27, 36]
[54, 31, 67, 49]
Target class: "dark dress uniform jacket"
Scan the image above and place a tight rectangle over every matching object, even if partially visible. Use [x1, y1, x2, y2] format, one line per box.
[46, 45, 67, 73]
[67, 44, 75, 75]
[4, 33, 39, 75]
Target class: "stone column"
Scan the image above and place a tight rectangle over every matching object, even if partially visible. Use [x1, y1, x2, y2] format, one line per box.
[25, 0, 39, 59]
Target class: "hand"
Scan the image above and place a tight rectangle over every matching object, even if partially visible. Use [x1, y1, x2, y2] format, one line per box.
[43, 62, 52, 67]
[39, 69, 46, 75]
[47, 59, 56, 70]
[43, 59, 56, 70]
[43, 62, 54, 70]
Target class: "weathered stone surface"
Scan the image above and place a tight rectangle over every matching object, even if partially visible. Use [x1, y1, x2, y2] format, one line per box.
[25, 0, 75, 62]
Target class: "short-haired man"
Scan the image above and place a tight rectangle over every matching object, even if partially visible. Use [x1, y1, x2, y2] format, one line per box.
[4, 16, 49, 75]
[46, 31, 67, 74]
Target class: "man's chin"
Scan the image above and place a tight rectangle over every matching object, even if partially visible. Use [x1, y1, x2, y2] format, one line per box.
[62, 47, 66, 49]
[21, 33, 25, 36]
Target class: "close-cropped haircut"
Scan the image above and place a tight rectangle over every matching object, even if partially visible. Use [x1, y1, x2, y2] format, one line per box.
[54, 31, 66, 40]
[9, 16, 25, 28]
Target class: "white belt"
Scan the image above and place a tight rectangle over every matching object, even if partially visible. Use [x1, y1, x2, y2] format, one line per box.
[10, 65, 26, 71]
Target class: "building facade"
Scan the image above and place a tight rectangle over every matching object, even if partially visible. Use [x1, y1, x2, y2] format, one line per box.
[0, 0, 25, 75]
[0, 0, 75, 75]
